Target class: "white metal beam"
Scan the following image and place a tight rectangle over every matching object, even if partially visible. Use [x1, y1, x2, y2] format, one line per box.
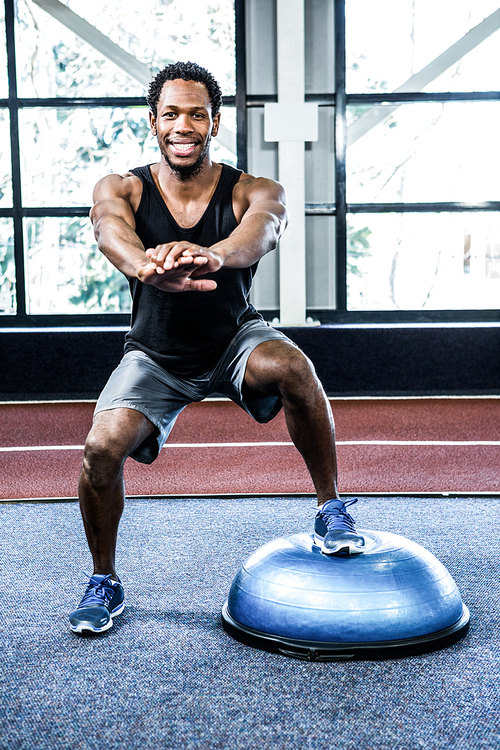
[273, 0, 317, 326]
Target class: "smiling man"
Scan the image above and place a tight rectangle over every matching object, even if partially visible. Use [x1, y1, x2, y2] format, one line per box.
[69, 61, 365, 635]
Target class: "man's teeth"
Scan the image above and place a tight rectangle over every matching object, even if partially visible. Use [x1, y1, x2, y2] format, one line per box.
[173, 143, 195, 151]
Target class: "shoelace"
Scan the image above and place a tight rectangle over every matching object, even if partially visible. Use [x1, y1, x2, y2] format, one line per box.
[79, 573, 115, 608]
[318, 498, 359, 533]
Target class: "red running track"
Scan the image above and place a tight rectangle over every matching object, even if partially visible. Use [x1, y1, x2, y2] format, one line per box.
[1, 398, 500, 500]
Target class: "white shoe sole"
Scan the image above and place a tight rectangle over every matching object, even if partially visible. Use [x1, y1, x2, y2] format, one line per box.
[313, 534, 364, 556]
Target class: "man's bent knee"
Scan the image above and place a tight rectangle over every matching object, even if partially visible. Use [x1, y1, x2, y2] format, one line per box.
[83, 408, 155, 475]
[245, 340, 319, 396]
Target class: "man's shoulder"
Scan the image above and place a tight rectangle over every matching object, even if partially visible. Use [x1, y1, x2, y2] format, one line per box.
[233, 169, 282, 190]
[230, 171, 286, 224]
[100, 164, 159, 187]
[92, 167, 154, 210]
[95, 169, 142, 190]
[232, 171, 285, 203]
[127, 164, 157, 180]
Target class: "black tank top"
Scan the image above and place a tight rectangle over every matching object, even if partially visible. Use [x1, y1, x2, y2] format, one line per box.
[124, 163, 261, 375]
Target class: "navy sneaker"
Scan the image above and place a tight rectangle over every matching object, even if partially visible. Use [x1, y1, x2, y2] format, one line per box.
[69, 574, 124, 634]
[314, 498, 365, 555]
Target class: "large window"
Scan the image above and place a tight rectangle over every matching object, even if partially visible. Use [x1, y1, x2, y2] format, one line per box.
[1, 0, 237, 325]
[340, 0, 500, 321]
[2, 0, 500, 327]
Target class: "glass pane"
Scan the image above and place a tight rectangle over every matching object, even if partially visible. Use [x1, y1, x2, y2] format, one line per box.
[305, 0, 334, 94]
[20, 107, 158, 207]
[213, 107, 237, 167]
[25, 217, 131, 315]
[0, 219, 15, 315]
[20, 105, 236, 207]
[0, 4, 8, 98]
[346, 0, 500, 94]
[305, 107, 335, 204]
[16, 0, 235, 98]
[347, 212, 500, 311]
[306, 215, 336, 310]
[347, 102, 500, 204]
[0, 110, 12, 207]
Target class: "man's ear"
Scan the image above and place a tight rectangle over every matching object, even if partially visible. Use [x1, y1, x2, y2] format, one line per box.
[149, 111, 157, 136]
[212, 112, 221, 137]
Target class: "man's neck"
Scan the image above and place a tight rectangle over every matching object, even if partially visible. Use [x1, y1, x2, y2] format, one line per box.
[154, 158, 221, 202]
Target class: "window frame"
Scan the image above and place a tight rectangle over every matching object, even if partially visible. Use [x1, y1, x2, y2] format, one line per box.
[1, 0, 245, 328]
[2, 0, 500, 328]
[332, 0, 500, 324]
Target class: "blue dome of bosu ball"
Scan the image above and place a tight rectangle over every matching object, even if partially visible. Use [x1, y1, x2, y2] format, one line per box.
[222, 531, 470, 661]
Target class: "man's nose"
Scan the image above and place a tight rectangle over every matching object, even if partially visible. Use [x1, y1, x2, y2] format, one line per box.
[174, 114, 194, 132]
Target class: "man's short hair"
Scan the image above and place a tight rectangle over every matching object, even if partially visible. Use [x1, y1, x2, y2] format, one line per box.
[147, 61, 223, 118]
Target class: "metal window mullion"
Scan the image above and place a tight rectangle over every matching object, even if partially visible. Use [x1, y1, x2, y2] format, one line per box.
[19, 96, 237, 108]
[246, 94, 335, 106]
[235, 0, 247, 173]
[348, 202, 500, 214]
[347, 91, 500, 104]
[334, 0, 347, 311]
[4, 0, 26, 320]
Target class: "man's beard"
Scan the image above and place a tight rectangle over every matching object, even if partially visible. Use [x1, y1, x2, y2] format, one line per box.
[161, 137, 211, 179]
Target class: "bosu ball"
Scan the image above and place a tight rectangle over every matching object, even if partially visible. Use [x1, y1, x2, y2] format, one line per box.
[222, 530, 469, 661]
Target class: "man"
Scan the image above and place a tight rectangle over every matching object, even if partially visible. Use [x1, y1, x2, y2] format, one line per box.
[69, 61, 365, 635]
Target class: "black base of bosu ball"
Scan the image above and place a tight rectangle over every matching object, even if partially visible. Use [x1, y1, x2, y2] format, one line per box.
[221, 531, 470, 662]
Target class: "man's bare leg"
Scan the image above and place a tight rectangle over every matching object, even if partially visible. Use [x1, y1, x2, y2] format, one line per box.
[79, 407, 156, 579]
[69, 408, 156, 634]
[244, 340, 339, 506]
[244, 340, 365, 555]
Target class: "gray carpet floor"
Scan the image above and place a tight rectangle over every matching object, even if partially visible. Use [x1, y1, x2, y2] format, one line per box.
[0, 495, 498, 750]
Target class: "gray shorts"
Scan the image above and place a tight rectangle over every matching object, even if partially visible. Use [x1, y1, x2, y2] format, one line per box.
[94, 318, 293, 464]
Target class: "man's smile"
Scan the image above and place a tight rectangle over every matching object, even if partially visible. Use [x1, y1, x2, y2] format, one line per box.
[169, 141, 198, 157]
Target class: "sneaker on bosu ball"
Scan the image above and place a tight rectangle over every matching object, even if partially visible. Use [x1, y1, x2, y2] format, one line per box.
[314, 498, 365, 555]
[69, 574, 124, 634]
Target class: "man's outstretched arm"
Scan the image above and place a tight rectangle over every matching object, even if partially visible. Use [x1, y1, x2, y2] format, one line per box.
[147, 175, 288, 276]
[212, 175, 288, 268]
[90, 173, 215, 292]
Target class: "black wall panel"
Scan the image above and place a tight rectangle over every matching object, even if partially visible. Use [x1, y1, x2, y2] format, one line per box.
[1, 326, 499, 400]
